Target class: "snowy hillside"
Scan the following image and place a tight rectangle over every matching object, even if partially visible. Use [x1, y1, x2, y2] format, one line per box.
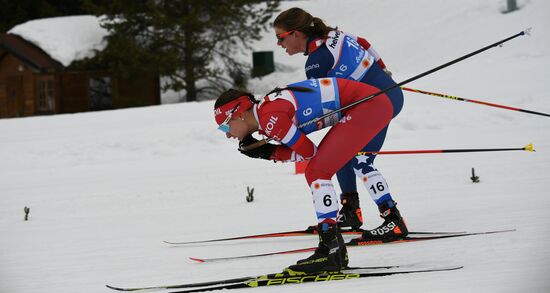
[1, 1, 550, 293]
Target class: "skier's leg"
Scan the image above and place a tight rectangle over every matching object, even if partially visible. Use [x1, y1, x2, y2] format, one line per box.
[351, 127, 408, 241]
[288, 87, 393, 274]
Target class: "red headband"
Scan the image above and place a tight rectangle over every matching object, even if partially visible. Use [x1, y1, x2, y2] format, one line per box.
[214, 96, 254, 125]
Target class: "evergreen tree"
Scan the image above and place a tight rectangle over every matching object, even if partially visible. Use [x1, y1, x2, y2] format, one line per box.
[84, 0, 280, 102]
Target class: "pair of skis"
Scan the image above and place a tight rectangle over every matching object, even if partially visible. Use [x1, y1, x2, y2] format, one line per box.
[106, 265, 464, 292]
[106, 227, 513, 292]
[165, 227, 515, 263]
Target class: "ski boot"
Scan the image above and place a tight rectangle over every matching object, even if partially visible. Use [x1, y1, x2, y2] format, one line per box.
[337, 192, 363, 230]
[349, 201, 408, 244]
[285, 223, 348, 275]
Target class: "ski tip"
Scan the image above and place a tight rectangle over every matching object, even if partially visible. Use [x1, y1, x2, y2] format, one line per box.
[430, 265, 464, 273]
[164, 240, 197, 245]
[449, 265, 464, 270]
[495, 228, 517, 233]
[105, 284, 125, 291]
[189, 257, 205, 263]
[163, 240, 186, 245]
[409, 265, 464, 274]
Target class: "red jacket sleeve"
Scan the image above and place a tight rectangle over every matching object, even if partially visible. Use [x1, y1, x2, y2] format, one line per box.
[257, 100, 317, 162]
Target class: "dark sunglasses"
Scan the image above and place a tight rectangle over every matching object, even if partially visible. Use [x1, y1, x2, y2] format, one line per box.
[276, 30, 296, 43]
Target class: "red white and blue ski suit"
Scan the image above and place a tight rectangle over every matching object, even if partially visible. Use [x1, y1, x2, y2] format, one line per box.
[303, 30, 404, 208]
[254, 78, 393, 224]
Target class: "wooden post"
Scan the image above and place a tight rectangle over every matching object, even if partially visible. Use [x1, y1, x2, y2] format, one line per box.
[507, 0, 518, 12]
[24, 206, 30, 221]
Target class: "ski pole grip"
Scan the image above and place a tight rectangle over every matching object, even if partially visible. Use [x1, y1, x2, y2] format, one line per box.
[240, 139, 268, 151]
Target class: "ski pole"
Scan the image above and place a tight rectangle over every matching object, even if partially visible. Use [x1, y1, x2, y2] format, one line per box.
[358, 143, 535, 155]
[242, 28, 531, 151]
[300, 28, 531, 128]
[401, 87, 550, 117]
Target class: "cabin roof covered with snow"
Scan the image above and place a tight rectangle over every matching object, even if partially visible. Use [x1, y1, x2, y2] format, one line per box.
[7, 15, 109, 67]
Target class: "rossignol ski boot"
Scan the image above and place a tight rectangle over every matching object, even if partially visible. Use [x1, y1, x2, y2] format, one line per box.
[349, 201, 408, 244]
[285, 223, 348, 274]
[337, 192, 363, 230]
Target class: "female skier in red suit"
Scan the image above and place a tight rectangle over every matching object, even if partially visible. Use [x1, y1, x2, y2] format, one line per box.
[213, 77, 406, 274]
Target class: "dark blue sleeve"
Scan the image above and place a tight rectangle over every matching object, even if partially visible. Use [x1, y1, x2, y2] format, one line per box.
[305, 46, 334, 79]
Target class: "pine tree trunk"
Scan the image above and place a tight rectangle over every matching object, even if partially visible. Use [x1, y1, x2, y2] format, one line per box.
[185, 74, 197, 102]
[183, 26, 197, 102]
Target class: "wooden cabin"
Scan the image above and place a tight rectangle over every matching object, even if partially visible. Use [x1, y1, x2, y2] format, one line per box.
[0, 33, 160, 119]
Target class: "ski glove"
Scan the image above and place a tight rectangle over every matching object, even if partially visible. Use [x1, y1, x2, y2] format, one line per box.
[238, 134, 275, 160]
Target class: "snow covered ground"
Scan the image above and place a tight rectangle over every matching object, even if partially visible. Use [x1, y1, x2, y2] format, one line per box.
[1, 0, 550, 292]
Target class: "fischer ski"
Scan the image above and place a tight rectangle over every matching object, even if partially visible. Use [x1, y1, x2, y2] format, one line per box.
[168, 266, 463, 293]
[189, 229, 514, 263]
[164, 228, 465, 245]
[106, 265, 462, 292]
[164, 227, 360, 245]
[106, 265, 400, 291]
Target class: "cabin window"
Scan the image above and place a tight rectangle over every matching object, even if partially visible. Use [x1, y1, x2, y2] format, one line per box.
[37, 78, 55, 113]
[89, 77, 112, 110]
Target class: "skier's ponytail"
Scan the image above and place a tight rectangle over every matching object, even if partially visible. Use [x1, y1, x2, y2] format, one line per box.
[273, 7, 336, 39]
[309, 17, 335, 38]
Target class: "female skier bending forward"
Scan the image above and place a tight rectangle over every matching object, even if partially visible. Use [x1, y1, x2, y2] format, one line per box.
[213, 77, 406, 274]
